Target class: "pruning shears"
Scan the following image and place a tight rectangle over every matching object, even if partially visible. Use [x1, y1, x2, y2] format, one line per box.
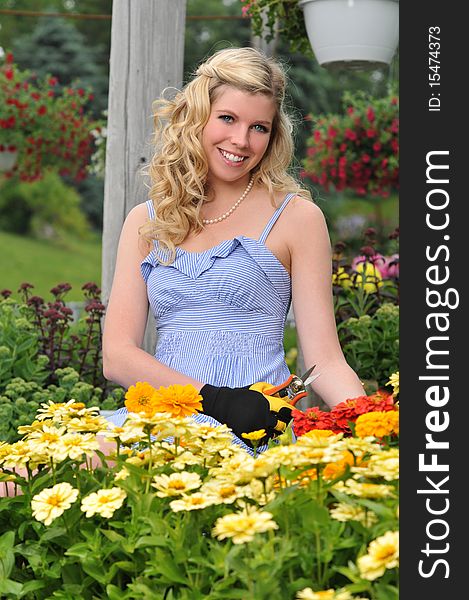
[251, 365, 320, 408]
[262, 365, 320, 406]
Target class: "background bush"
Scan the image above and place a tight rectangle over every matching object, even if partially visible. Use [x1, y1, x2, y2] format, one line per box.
[0, 172, 90, 241]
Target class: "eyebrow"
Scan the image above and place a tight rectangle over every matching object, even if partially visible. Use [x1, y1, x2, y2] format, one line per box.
[214, 109, 272, 126]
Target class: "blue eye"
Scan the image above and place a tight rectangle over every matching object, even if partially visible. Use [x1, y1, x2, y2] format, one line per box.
[219, 115, 233, 123]
[252, 124, 269, 133]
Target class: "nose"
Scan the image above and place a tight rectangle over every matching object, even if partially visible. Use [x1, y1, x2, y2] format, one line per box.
[230, 125, 249, 149]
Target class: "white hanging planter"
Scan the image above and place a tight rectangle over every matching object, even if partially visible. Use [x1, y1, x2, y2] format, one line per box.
[298, 0, 399, 69]
[0, 147, 18, 172]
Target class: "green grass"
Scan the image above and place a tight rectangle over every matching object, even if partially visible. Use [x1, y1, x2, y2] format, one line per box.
[0, 231, 102, 301]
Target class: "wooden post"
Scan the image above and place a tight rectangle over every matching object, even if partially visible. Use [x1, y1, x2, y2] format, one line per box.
[102, 0, 186, 352]
[251, 9, 279, 57]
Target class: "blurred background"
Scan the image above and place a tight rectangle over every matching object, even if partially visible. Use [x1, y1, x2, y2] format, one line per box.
[0, 0, 398, 300]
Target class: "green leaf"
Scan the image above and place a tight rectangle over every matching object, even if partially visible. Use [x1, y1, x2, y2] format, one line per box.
[100, 529, 126, 543]
[106, 584, 129, 600]
[134, 535, 169, 549]
[300, 499, 330, 528]
[81, 559, 109, 585]
[147, 558, 190, 586]
[0, 578, 23, 596]
[20, 579, 47, 594]
[0, 531, 15, 580]
[41, 526, 67, 542]
[65, 542, 91, 561]
[373, 583, 399, 600]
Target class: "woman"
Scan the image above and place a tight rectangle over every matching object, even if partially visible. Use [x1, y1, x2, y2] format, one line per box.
[102, 47, 364, 452]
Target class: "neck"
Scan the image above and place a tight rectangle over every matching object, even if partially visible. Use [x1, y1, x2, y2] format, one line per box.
[205, 174, 252, 202]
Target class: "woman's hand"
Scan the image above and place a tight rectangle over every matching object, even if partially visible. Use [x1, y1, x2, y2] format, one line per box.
[199, 384, 294, 445]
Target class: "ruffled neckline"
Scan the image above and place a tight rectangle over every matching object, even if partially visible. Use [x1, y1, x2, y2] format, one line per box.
[142, 235, 290, 289]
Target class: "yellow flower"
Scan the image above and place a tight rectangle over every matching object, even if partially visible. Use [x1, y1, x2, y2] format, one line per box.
[352, 449, 399, 481]
[81, 487, 127, 518]
[241, 429, 266, 442]
[353, 262, 383, 293]
[65, 414, 110, 433]
[334, 480, 395, 499]
[201, 480, 244, 504]
[302, 429, 336, 440]
[332, 267, 352, 289]
[54, 433, 99, 461]
[151, 384, 203, 417]
[296, 589, 354, 600]
[114, 467, 130, 481]
[31, 482, 79, 526]
[152, 472, 202, 497]
[212, 507, 278, 544]
[2, 440, 33, 468]
[124, 381, 159, 417]
[169, 492, 215, 512]
[355, 411, 399, 438]
[330, 502, 378, 527]
[357, 530, 399, 580]
[386, 371, 399, 396]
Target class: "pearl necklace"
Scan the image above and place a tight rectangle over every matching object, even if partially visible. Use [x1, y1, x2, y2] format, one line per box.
[202, 175, 254, 225]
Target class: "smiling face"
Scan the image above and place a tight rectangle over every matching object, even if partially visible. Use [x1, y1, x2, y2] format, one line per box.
[201, 85, 276, 186]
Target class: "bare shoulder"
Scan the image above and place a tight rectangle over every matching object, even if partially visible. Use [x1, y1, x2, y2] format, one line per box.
[278, 195, 328, 242]
[117, 202, 153, 257]
[124, 202, 150, 227]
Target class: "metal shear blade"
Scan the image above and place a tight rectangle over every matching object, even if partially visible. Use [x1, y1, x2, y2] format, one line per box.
[300, 365, 320, 387]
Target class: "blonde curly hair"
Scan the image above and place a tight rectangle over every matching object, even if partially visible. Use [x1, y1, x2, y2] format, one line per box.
[141, 46, 310, 264]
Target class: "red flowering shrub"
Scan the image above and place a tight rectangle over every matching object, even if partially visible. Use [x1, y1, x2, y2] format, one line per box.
[293, 390, 397, 437]
[0, 51, 101, 182]
[302, 91, 399, 197]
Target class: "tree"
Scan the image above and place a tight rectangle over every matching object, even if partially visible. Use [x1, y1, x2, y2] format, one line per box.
[11, 13, 108, 115]
[185, 0, 250, 81]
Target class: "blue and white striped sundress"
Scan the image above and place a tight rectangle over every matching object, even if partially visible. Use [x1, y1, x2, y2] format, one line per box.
[106, 193, 296, 455]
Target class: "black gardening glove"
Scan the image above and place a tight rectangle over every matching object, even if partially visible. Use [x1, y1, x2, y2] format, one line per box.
[200, 384, 280, 446]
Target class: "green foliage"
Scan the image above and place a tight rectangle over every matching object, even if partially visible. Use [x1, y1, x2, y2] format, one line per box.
[12, 15, 108, 116]
[0, 285, 123, 442]
[0, 172, 90, 240]
[0, 300, 48, 388]
[0, 368, 123, 442]
[339, 304, 399, 389]
[243, 0, 312, 55]
[185, 0, 251, 81]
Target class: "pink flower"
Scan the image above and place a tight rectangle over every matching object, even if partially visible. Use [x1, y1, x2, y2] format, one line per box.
[352, 253, 386, 274]
[380, 254, 399, 278]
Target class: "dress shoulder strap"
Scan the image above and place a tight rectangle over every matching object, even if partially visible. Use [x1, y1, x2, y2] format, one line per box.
[258, 193, 296, 244]
[145, 199, 156, 220]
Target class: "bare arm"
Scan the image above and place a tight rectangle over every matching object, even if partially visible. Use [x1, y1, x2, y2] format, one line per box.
[288, 199, 365, 408]
[102, 204, 203, 391]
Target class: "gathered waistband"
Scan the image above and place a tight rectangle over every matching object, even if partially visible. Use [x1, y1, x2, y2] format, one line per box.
[155, 329, 283, 357]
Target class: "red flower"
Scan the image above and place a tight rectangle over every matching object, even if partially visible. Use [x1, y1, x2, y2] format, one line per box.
[366, 107, 375, 123]
[5, 68, 14, 80]
[292, 407, 336, 437]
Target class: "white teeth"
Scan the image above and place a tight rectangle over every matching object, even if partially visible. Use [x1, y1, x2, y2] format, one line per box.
[220, 150, 245, 163]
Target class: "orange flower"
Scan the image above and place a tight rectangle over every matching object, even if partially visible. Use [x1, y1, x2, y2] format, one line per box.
[124, 382, 158, 417]
[323, 450, 355, 480]
[151, 384, 203, 417]
[355, 410, 399, 438]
